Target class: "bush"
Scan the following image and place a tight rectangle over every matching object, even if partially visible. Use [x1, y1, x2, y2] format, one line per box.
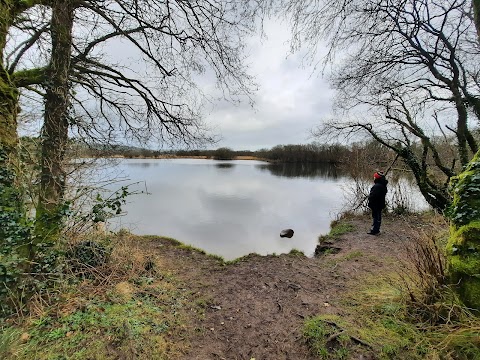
[68, 240, 109, 270]
[213, 147, 235, 160]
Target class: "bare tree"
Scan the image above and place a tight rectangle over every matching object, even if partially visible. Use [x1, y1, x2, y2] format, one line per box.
[274, 0, 480, 211]
[2, 0, 264, 245]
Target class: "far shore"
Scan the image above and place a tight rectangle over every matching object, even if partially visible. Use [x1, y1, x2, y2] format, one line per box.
[84, 154, 271, 161]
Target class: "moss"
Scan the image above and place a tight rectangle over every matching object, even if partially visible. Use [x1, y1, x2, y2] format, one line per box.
[449, 153, 480, 227]
[449, 255, 480, 277]
[459, 277, 480, 309]
[446, 221, 480, 251]
[448, 151, 480, 309]
[0, 74, 20, 152]
[11, 67, 46, 88]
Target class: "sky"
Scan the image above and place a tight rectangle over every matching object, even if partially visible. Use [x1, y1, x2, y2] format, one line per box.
[200, 18, 336, 151]
[16, 14, 336, 151]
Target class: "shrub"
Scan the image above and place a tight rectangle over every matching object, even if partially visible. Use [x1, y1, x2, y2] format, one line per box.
[213, 147, 235, 160]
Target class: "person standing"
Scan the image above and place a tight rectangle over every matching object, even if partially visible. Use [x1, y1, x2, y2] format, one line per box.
[367, 171, 388, 235]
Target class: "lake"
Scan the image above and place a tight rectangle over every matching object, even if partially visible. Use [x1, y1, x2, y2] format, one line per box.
[97, 158, 425, 260]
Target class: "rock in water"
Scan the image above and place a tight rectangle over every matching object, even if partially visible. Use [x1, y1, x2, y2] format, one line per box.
[280, 229, 294, 238]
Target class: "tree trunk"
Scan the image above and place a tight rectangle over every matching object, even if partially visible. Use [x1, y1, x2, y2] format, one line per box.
[35, 0, 74, 245]
[452, 88, 470, 166]
[474, 0, 480, 42]
[0, 2, 19, 167]
[398, 147, 450, 211]
[444, 0, 480, 310]
[447, 151, 480, 309]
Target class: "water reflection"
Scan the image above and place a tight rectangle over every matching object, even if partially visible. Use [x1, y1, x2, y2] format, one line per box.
[215, 163, 236, 169]
[126, 162, 159, 168]
[102, 158, 427, 261]
[256, 162, 343, 179]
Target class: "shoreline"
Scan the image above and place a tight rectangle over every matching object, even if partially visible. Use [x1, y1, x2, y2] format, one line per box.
[80, 154, 270, 161]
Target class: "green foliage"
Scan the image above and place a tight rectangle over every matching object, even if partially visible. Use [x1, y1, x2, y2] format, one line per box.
[449, 152, 480, 226]
[0, 143, 67, 314]
[83, 186, 131, 223]
[0, 145, 137, 315]
[0, 146, 33, 312]
[447, 151, 480, 309]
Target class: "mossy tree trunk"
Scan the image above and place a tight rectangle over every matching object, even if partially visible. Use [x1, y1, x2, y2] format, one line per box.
[0, 1, 20, 166]
[0, 1, 32, 265]
[35, 0, 74, 245]
[446, 0, 480, 310]
[1, 1, 42, 299]
[447, 152, 480, 309]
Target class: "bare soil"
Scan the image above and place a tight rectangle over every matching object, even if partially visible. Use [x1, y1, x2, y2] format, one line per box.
[146, 214, 434, 360]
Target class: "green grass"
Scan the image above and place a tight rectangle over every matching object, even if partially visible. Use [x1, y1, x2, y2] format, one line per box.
[303, 276, 480, 359]
[177, 243, 225, 262]
[319, 221, 355, 243]
[329, 223, 355, 237]
[0, 328, 23, 359]
[288, 248, 305, 256]
[303, 317, 352, 359]
[144, 235, 226, 263]
[2, 272, 197, 359]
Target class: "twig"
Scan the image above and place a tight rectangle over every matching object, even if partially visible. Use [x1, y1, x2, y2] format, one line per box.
[276, 299, 283, 312]
[322, 320, 373, 348]
[326, 330, 346, 343]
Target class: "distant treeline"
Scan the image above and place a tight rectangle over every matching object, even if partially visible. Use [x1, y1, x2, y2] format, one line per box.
[76, 142, 354, 164]
[21, 137, 402, 168]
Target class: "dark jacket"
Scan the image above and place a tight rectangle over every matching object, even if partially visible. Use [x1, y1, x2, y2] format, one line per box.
[367, 177, 388, 210]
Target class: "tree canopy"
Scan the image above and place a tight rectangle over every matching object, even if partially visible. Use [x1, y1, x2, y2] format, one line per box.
[273, 0, 480, 211]
[4, 0, 262, 146]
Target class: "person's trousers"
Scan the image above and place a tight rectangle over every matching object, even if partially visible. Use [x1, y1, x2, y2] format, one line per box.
[371, 208, 382, 233]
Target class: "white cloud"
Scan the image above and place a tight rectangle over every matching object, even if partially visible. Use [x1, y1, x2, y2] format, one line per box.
[204, 18, 335, 150]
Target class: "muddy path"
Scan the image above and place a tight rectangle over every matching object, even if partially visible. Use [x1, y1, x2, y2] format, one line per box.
[147, 214, 430, 360]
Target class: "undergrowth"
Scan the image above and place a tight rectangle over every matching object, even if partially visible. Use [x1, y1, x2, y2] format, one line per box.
[305, 212, 480, 359]
[304, 277, 480, 359]
[0, 233, 199, 359]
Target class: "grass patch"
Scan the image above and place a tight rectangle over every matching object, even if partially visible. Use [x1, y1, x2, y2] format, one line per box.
[177, 243, 225, 262]
[303, 317, 353, 359]
[319, 220, 355, 243]
[0, 328, 24, 359]
[3, 277, 195, 359]
[144, 235, 225, 263]
[303, 275, 480, 359]
[288, 249, 305, 256]
[1, 234, 201, 360]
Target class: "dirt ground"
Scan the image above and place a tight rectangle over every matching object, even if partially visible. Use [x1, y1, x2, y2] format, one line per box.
[146, 214, 436, 360]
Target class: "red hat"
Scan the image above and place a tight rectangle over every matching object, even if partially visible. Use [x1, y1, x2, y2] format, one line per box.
[374, 171, 385, 180]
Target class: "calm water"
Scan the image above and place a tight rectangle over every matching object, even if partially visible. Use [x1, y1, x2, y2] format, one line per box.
[98, 158, 429, 260]
[104, 159, 350, 260]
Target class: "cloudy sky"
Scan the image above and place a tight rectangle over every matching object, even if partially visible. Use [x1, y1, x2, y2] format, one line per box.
[202, 18, 335, 151]
[17, 14, 335, 151]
